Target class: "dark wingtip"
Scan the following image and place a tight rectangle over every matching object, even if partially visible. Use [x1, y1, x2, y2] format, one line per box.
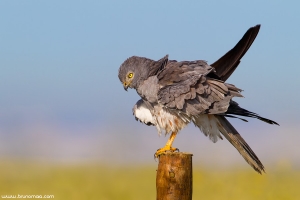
[254, 24, 261, 28]
[211, 24, 262, 81]
[274, 121, 280, 126]
[271, 120, 279, 126]
[226, 102, 279, 126]
[259, 117, 279, 126]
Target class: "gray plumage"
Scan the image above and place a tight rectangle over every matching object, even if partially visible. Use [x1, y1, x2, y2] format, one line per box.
[118, 24, 279, 174]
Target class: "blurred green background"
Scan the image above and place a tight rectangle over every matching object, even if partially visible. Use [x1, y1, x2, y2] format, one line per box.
[0, 161, 299, 200]
[1, 0, 300, 199]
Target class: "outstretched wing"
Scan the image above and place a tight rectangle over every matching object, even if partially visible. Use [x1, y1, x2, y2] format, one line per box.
[157, 60, 242, 116]
[211, 25, 261, 81]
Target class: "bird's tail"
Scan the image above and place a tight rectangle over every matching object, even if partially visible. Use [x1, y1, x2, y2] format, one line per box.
[215, 115, 265, 174]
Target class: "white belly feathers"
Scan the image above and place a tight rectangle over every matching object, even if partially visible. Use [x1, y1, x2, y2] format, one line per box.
[133, 99, 223, 142]
[133, 99, 188, 135]
[133, 99, 155, 126]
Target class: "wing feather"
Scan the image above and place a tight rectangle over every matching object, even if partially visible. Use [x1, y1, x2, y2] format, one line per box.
[157, 61, 243, 116]
[211, 25, 261, 81]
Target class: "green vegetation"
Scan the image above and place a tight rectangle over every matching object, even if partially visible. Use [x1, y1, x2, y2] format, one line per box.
[0, 161, 299, 200]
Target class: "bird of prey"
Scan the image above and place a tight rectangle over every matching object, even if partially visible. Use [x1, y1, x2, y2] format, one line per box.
[118, 25, 278, 174]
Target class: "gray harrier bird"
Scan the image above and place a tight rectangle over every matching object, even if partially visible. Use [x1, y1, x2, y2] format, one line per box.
[118, 25, 278, 174]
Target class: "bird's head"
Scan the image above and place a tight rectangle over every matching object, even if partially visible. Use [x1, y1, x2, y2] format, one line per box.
[118, 55, 168, 91]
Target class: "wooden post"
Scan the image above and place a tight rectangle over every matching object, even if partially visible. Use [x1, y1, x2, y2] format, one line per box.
[156, 152, 193, 200]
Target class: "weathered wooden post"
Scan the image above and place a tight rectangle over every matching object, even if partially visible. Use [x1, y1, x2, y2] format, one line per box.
[156, 152, 193, 200]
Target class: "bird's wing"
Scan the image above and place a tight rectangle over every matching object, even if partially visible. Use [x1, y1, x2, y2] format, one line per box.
[157, 60, 242, 116]
[214, 115, 265, 174]
[211, 25, 261, 81]
[225, 100, 279, 125]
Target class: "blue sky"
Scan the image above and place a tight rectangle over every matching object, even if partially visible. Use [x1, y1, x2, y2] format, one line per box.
[0, 1, 299, 165]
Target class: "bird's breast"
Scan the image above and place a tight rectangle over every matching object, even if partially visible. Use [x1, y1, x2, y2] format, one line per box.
[132, 99, 189, 135]
[133, 99, 155, 126]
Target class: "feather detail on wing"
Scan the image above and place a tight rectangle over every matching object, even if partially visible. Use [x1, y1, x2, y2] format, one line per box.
[226, 101, 279, 125]
[211, 25, 261, 81]
[157, 61, 243, 116]
[148, 55, 169, 76]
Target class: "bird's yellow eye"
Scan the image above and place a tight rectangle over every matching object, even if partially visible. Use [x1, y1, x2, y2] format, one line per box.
[128, 73, 133, 78]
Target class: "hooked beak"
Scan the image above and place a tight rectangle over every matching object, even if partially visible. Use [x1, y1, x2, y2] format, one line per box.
[123, 83, 128, 91]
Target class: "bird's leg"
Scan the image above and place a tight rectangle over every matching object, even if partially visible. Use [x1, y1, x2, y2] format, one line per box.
[155, 131, 179, 158]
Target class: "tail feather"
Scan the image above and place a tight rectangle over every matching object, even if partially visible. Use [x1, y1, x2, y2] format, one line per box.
[215, 115, 265, 174]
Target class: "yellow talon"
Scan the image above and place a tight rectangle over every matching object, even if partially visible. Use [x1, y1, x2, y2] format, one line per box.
[154, 146, 179, 158]
[154, 131, 179, 158]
